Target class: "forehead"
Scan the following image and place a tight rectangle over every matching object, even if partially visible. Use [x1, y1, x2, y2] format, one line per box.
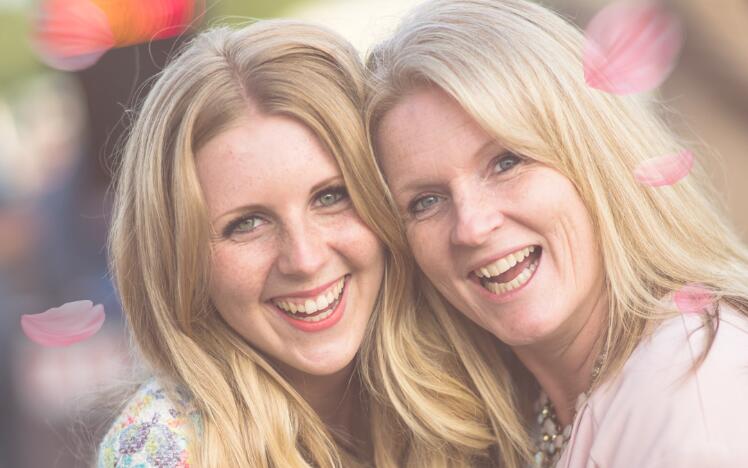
[376, 87, 494, 181]
[195, 112, 338, 212]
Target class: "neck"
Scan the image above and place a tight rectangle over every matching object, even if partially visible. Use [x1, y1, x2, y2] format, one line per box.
[281, 360, 364, 440]
[512, 291, 607, 426]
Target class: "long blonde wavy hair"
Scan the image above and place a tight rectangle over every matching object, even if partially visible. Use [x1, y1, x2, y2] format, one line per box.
[364, 0, 748, 466]
[108, 19, 501, 467]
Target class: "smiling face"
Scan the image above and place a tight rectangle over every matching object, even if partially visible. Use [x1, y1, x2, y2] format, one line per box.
[375, 86, 605, 347]
[196, 110, 384, 377]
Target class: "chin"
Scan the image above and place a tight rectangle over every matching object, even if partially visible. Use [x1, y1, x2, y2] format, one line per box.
[292, 347, 358, 377]
[488, 310, 563, 347]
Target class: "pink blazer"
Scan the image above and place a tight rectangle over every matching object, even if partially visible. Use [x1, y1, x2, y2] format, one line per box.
[556, 304, 748, 468]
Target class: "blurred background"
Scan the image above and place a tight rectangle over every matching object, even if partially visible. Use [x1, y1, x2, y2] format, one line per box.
[0, 0, 745, 466]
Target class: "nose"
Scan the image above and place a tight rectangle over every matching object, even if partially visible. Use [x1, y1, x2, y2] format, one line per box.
[276, 220, 330, 278]
[450, 186, 505, 247]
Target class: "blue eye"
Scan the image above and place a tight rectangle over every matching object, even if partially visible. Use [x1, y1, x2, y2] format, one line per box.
[410, 194, 441, 214]
[494, 153, 522, 173]
[316, 186, 348, 207]
[224, 215, 266, 236]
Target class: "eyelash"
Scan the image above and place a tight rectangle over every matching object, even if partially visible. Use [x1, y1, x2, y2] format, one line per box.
[407, 152, 524, 216]
[222, 185, 350, 237]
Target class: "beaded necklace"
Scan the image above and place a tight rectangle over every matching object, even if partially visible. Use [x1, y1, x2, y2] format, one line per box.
[532, 351, 607, 468]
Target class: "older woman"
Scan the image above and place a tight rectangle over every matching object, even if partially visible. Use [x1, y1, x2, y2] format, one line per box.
[98, 20, 498, 468]
[366, 0, 748, 467]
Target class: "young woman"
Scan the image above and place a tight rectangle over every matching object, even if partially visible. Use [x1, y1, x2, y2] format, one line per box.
[365, 1, 748, 467]
[98, 20, 499, 468]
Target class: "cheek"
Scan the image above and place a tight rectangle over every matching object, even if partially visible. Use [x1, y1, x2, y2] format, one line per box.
[330, 212, 385, 270]
[524, 174, 601, 280]
[209, 242, 275, 310]
[405, 224, 428, 261]
[406, 222, 451, 280]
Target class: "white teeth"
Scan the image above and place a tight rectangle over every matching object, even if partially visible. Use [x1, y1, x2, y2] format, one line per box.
[482, 259, 537, 295]
[474, 246, 537, 279]
[296, 307, 335, 322]
[272, 277, 345, 316]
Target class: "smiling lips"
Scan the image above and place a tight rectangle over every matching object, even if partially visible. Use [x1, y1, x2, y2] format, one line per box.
[474, 246, 541, 295]
[272, 276, 346, 323]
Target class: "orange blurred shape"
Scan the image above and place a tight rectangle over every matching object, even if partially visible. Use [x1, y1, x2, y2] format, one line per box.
[34, 0, 201, 71]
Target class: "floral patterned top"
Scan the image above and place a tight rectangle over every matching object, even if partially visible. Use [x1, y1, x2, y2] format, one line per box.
[98, 378, 201, 468]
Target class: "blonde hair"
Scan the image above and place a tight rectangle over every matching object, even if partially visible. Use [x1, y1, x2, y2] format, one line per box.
[365, 0, 748, 466]
[108, 19, 499, 467]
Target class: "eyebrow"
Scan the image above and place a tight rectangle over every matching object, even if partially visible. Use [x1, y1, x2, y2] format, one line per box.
[211, 174, 345, 226]
[393, 138, 503, 196]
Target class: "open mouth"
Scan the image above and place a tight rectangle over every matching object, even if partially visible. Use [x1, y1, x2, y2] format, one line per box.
[271, 275, 348, 323]
[473, 246, 541, 295]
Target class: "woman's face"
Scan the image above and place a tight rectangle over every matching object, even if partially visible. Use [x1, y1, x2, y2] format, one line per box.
[196, 111, 384, 377]
[375, 86, 604, 347]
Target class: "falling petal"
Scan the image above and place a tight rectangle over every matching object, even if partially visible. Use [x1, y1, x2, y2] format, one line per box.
[151, 0, 195, 40]
[34, 0, 116, 71]
[34, 0, 201, 71]
[633, 150, 693, 187]
[21, 300, 106, 347]
[37, 50, 110, 72]
[92, 0, 198, 46]
[674, 283, 715, 314]
[583, 0, 683, 95]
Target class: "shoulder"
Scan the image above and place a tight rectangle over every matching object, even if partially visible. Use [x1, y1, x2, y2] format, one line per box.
[619, 301, 748, 388]
[97, 378, 199, 468]
[581, 303, 748, 467]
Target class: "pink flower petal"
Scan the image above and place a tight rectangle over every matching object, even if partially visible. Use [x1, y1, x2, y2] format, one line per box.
[36, 50, 110, 72]
[583, 0, 683, 95]
[33, 0, 115, 71]
[149, 0, 196, 40]
[33, 0, 201, 70]
[95, 0, 199, 46]
[633, 150, 693, 187]
[21, 300, 106, 347]
[674, 283, 715, 314]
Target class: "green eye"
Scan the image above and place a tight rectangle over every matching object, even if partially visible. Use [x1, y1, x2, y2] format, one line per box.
[411, 195, 441, 213]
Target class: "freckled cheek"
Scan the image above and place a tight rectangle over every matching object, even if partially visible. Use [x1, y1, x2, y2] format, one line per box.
[326, 215, 384, 270]
[406, 223, 450, 279]
[209, 244, 276, 310]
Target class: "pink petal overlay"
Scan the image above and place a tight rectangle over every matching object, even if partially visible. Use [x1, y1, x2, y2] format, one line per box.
[21, 300, 106, 347]
[33, 0, 201, 71]
[633, 150, 693, 187]
[674, 283, 715, 314]
[34, 0, 116, 71]
[583, 0, 683, 95]
[93, 0, 199, 47]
